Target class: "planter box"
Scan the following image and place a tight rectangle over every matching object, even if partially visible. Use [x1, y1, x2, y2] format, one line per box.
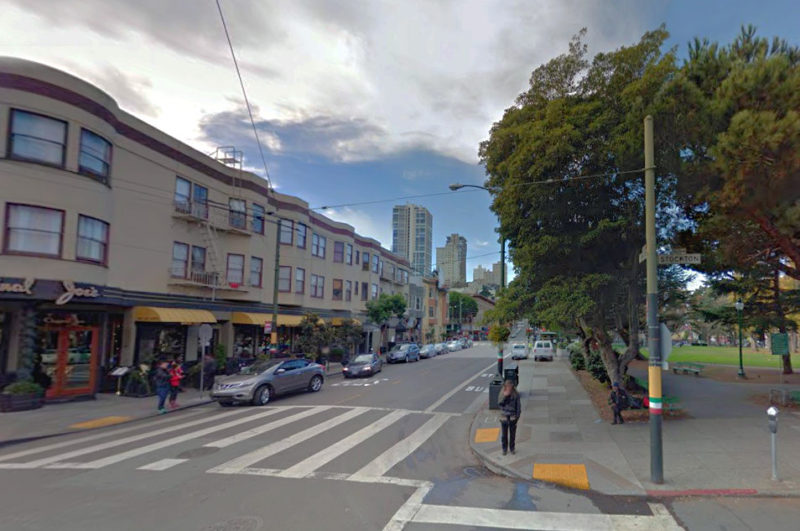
[0, 392, 45, 412]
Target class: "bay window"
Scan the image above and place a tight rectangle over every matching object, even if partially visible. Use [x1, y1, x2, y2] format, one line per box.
[76, 215, 109, 264]
[79, 129, 112, 182]
[4, 204, 64, 257]
[8, 109, 67, 167]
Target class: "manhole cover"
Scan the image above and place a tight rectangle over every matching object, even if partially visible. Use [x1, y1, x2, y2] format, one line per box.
[177, 447, 220, 459]
[201, 517, 263, 531]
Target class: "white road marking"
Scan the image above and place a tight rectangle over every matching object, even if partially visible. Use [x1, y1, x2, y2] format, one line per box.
[350, 413, 449, 479]
[1, 409, 250, 469]
[409, 504, 683, 530]
[137, 458, 188, 471]
[383, 485, 432, 531]
[205, 406, 330, 448]
[465, 386, 475, 392]
[209, 407, 368, 473]
[46, 408, 284, 469]
[424, 358, 505, 413]
[0, 409, 206, 463]
[474, 386, 484, 392]
[278, 409, 409, 478]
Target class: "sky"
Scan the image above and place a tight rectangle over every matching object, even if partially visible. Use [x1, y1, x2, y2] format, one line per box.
[2, 0, 797, 282]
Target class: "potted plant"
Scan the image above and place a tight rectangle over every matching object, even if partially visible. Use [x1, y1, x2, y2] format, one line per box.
[123, 364, 153, 397]
[0, 380, 45, 412]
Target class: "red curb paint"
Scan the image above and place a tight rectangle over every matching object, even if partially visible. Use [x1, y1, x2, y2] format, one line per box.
[647, 488, 758, 497]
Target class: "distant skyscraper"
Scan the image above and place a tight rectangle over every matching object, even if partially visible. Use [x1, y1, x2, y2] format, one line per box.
[436, 233, 467, 287]
[473, 262, 502, 285]
[392, 204, 433, 275]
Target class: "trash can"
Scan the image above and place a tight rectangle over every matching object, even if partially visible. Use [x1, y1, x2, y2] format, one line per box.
[503, 363, 519, 387]
[488, 377, 504, 410]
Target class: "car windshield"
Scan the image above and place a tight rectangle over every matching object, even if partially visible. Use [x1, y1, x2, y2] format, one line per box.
[239, 359, 281, 375]
[353, 354, 373, 363]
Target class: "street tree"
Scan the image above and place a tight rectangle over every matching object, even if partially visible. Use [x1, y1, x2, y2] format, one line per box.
[294, 313, 332, 357]
[366, 293, 407, 349]
[333, 319, 364, 356]
[448, 292, 478, 325]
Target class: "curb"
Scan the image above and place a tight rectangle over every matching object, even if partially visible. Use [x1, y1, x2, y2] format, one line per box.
[467, 407, 530, 483]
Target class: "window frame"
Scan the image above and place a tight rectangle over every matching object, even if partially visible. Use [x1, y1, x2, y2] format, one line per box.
[171, 241, 189, 278]
[345, 280, 352, 302]
[7, 109, 68, 168]
[333, 241, 344, 263]
[310, 274, 325, 299]
[251, 256, 264, 288]
[191, 245, 206, 273]
[278, 265, 292, 292]
[361, 282, 368, 301]
[252, 203, 265, 235]
[226, 253, 245, 285]
[78, 128, 113, 183]
[345, 243, 353, 265]
[75, 214, 110, 265]
[371, 254, 379, 273]
[355, 250, 360, 265]
[332, 278, 343, 301]
[229, 198, 247, 230]
[296, 223, 307, 249]
[311, 233, 327, 258]
[279, 218, 294, 245]
[3, 203, 66, 259]
[371, 283, 379, 300]
[295, 267, 305, 294]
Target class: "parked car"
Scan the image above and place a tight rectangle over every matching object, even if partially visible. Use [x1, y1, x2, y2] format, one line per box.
[387, 343, 421, 363]
[434, 343, 447, 355]
[446, 340, 461, 352]
[212, 358, 324, 406]
[532, 340, 556, 361]
[419, 344, 437, 359]
[343, 353, 382, 378]
[511, 343, 529, 360]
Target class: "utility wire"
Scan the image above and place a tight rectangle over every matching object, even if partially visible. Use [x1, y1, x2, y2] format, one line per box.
[215, 0, 273, 191]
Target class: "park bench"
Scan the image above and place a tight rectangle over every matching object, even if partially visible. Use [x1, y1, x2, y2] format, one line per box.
[672, 362, 704, 376]
[634, 377, 684, 414]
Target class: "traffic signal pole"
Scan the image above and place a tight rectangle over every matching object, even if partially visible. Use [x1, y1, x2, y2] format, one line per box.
[644, 115, 663, 484]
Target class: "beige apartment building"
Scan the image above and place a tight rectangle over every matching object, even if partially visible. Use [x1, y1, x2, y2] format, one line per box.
[0, 57, 412, 399]
[421, 275, 448, 343]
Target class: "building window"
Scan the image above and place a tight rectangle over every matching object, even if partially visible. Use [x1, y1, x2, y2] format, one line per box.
[429, 306, 434, 317]
[76, 215, 109, 264]
[8, 109, 67, 167]
[174, 177, 191, 211]
[226, 254, 244, 285]
[361, 282, 368, 301]
[229, 199, 246, 229]
[193, 184, 209, 219]
[428, 287, 433, 298]
[295, 267, 305, 293]
[355, 250, 360, 265]
[278, 265, 291, 292]
[415, 297, 421, 311]
[332, 279, 343, 300]
[354, 281, 359, 296]
[252, 204, 265, 234]
[371, 254, 379, 273]
[4, 204, 64, 257]
[297, 223, 307, 248]
[251, 257, 264, 287]
[371, 283, 378, 300]
[402, 270, 408, 284]
[345, 280, 352, 302]
[171, 242, 189, 277]
[333, 241, 344, 263]
[362, 252, 370, 271]
[279, 219, 293, 244]
[345, 244, 353, 265]
[191, 246, 206, 273]
[311, 274, 325, 298]
[78, 129, 112, 182]
[312, 233, 326, 258]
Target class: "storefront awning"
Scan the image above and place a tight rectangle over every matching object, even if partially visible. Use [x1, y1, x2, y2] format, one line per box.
[231, 312, 308, 327]
[133, 306, 217, 324]
[329, 317, 362, 326]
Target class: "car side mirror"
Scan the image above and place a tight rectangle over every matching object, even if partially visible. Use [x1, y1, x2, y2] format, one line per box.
[275, 368, 285, 374]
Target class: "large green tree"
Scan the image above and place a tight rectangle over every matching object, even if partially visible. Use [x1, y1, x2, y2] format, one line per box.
[366, 293, 407, 348]
[448, 292, 478, 324]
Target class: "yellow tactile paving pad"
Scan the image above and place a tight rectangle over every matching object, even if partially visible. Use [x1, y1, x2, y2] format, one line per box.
[533, 463, 590, 490]
[70, 416, 133, 429]
[474, 427, 500, 443]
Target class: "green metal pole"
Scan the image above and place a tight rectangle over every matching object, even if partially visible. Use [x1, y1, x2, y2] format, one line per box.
[645, 115, 663, 484]
[738, 309, 745, 378]
[500, 238, 506, 289]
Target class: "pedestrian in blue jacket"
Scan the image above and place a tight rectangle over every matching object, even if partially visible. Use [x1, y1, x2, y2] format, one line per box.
[153, 359, 171, 414]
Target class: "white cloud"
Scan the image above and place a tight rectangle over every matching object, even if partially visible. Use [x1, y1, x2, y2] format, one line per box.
[321, 207, 392, 249]
[473, 239, 490, 248]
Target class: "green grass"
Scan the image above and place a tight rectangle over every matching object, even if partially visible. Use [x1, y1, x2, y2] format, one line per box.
[641, 345, 800, 369]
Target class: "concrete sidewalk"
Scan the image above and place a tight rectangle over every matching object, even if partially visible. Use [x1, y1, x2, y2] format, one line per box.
[469, 354, 800, 497]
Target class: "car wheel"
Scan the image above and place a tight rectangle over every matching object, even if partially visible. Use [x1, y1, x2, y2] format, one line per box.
[308, 375, 323, 392]
[252, 384, 273, 406]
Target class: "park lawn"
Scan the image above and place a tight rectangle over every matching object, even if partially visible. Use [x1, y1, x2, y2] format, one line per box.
[641, 345, 800, 369]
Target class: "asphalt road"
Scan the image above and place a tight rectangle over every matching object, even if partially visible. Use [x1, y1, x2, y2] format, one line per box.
[2, 335, 783, 530]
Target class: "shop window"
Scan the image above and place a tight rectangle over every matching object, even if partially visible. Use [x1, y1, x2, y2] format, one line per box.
[252, 203, 265, 234]
[251, 257, 264, 288]
[332, 279, 343, 300]
[278, 265, 291, 292]
[76, 215, 109, 265]
[226, 253, 244, 285]
[4, 203, 64, 257]
[297, 223, 307, 249]
[295, 267, 305, 293]
[171, 242, 189, 277]
[8, 109, 67, 167]
[78, 129, 112, 182]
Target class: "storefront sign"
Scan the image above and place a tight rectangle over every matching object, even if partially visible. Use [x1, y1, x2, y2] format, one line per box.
[42, 313, 82, 327]
[55, 281, 101, 305]
[0, 278, 35, 295]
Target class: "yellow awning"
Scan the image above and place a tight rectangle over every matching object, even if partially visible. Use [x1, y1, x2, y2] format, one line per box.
[133, 307, 216, 324]
[329, 317, 361, 326]
[231, 312, 306, 327]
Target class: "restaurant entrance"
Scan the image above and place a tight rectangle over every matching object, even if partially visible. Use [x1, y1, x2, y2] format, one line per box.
[37, 314, 100, 399]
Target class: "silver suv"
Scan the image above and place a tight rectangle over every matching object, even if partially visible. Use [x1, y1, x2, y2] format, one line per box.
[212, 358, 324, 406]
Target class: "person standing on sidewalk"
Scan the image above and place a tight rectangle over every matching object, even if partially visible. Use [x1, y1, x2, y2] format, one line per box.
[168, 358, 184, 409]
[498, 379, 521, 456]
[608, 382, 628, 425]
[154, 359, 171, 414]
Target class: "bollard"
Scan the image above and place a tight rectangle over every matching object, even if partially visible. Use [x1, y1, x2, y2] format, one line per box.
[767, 406, 779, 481]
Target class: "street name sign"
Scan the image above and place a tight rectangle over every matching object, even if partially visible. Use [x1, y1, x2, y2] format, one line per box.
[657, 253, 701, 265]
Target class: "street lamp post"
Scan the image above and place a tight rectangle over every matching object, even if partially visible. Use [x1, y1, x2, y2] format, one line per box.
[735, 298, 745, 378]
[448, 183, 505, 289]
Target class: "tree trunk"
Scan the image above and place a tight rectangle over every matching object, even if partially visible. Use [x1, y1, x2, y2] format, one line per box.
[594, 328, 622, 385]
[772, 268, 793, 374]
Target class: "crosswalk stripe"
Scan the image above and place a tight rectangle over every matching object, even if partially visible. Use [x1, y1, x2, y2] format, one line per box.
[0, 409, 206, 463]
[210, 407, 368, 473]
[48, 407, 287, 469]
[350, 413, 449, 479]
[205, 406, 331, 448]
[278, 409, 409, 478]
[2, 409, 250, 469]
[137, 458, 188, 471]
